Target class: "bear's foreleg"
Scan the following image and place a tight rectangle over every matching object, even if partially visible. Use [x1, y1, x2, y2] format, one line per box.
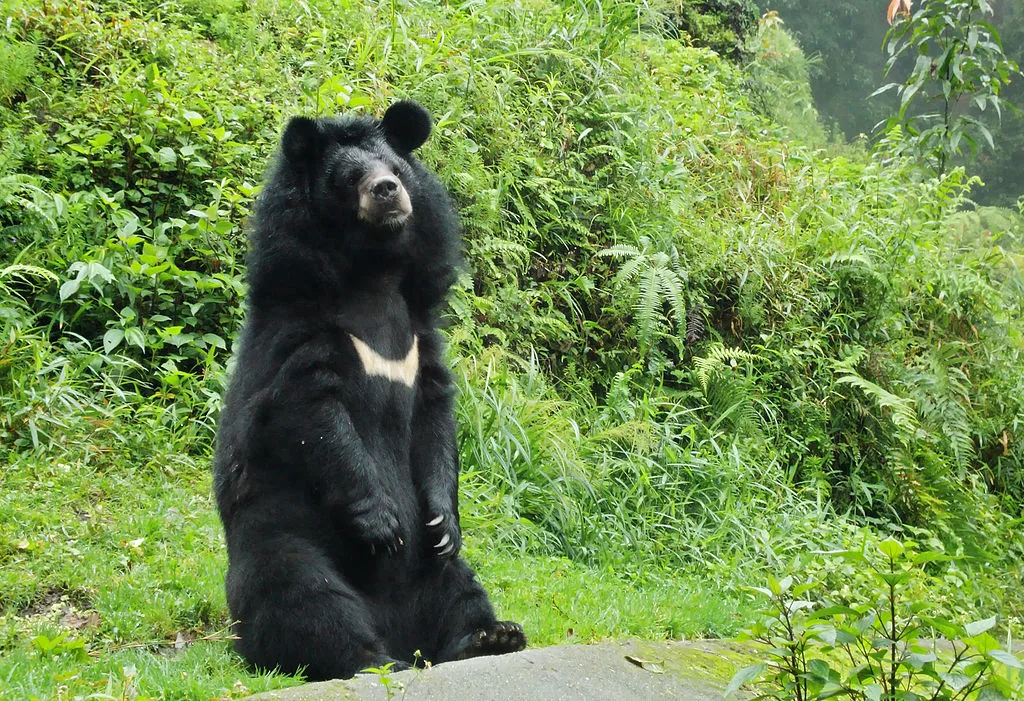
[410, 328, 462, 559]
[306, 402, 407, 554]
[267, 354, 406, 555]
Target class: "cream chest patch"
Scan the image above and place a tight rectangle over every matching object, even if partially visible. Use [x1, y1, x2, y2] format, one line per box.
[349, 334, 419, 387]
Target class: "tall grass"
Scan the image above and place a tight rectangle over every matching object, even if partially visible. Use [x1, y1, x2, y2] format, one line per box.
[0, 0, 1022, 697]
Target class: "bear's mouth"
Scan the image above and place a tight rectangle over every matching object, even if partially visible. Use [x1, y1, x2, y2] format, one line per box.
[374, 209, 412, 231]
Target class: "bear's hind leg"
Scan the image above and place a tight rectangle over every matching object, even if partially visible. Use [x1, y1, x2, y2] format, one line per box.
[417, 558, 526, 665]
[227, 537, 402, 681]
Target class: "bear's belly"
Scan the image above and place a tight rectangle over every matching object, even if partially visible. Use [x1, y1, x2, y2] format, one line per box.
[348, 387, 414, 467]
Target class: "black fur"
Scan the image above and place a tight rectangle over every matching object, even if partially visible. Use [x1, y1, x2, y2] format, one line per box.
[212, 101, 525, 681]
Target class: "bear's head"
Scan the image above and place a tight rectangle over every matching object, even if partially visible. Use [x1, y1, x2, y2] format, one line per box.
[279, 100, 434, 245]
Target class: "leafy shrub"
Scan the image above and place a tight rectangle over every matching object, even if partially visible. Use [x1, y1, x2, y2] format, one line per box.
[0, 38, 37, 103]
[743, 11, 827, 145]
[659, 0, 760, 61]
[728, 538, 1024, 700]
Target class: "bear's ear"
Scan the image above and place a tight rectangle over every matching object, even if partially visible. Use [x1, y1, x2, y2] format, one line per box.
[381, 100, 432, 152]
[281, 116, 321, 164]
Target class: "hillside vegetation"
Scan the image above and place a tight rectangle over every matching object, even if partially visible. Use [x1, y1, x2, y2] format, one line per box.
[0, 0, 1022, 698]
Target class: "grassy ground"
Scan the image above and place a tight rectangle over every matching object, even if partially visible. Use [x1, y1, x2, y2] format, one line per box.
[2, 0, 1023, 698]
[0, 401, 750, 699]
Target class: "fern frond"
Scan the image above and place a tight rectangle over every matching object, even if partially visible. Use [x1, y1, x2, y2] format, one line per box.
[0, 264, 59, 283]
[656, 266, 687, 333]
[835, 371, 919, 440]
[473, 236, 530, 267]
[833, 345, 869, 371]
[694, 344, 760, 392]
[634, 265, 664, 347]
[597, 243, 641, 259]
[613, 255, 646, 287]
[704, 343, 760, 365]
[596, 236, 691, 355]
[907, 348, 976, 469]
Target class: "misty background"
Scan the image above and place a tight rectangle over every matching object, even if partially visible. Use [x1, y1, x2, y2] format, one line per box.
[750, 0, 1024, 206]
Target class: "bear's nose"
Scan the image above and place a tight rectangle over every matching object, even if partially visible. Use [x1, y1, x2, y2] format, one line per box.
[370, 176, 400, 200]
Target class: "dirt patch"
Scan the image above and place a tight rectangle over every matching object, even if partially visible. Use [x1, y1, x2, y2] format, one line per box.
[18, 585, 96, 624]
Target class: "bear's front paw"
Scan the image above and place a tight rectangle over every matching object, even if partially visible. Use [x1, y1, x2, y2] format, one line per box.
[351, 497, 403, 555]
[424, 509, 461, 559]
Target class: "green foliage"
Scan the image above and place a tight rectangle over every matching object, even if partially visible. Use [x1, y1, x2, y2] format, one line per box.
[53, 190, 247, 368]
[360, 661, 406, 699]
[874, 0, 1022, 176]
[728, 538, 1024, 700]
[659, 0, 760, 61]
[598, 237, 690, 357]
[753, 0, 1024, 207]
[742, 11, 827, 145]
[971, 0, 1024, 206]
[0, 0, 1022, 696]
[0, 38, 36, 103]
[750, 0, 901, 138]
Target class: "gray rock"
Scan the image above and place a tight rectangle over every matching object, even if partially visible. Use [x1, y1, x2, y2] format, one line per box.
[247, 639, 755, 701]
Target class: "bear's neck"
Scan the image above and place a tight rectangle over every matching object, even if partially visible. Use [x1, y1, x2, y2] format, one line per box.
[344, 266, 404, 298]
[247, 240, 412, 311]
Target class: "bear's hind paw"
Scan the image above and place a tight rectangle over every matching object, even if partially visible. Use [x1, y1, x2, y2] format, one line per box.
[456, 621, 526, 660]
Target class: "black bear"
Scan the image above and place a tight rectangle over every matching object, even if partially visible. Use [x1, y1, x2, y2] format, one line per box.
[212, 100, 526, 681]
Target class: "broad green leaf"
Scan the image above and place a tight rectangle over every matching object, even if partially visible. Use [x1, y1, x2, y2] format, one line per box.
[90, 132, 113, 149]
[965, 616, 997, 637]
[59, 278, 81, 301]
[166, 333, 196, 348]
[877, 571, 911, 586]
[854, 611, 877, 634]
[977, 123, 994, 149]
[155, 147, 176, 164]
[806, 658, 835, 681]
[910, 551, 950, 565]
[143, 263, 170, 276]
[792, 582, 819, 597]
[103, 328, 125, 354]
[966, 632, 1001, 654]
[877, 537, 904, 560]
[988, 649, 1023, 669]
[125, 327, 147, 351]
[202, 333, 227, 349]
[808, 605, 861, 620]
[906, 651, 937, 669]
[182, 110, 205, 127]
[938, 672, 973, 692]
[348, 93, 372, 108]
[811, 624, 837, 646]
[724, 663, 765, 697]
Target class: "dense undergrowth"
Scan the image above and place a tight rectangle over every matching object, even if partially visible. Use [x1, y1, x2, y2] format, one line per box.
[0, 0, 1022, 698]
